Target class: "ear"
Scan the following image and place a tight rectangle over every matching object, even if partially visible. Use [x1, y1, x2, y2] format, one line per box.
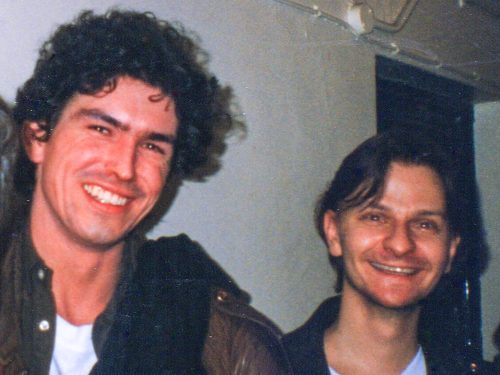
[23, 121, 48, 164]
[445, 235, 460, 273]
[323, 210, 343, 257]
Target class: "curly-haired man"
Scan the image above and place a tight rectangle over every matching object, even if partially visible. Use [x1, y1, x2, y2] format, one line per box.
[0, 10, 289, 374]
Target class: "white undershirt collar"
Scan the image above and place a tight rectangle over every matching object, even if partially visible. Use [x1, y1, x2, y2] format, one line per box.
[49, 314, 98, 375]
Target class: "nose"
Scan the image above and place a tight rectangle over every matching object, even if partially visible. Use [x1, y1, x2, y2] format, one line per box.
[383, 222, 415, 256]
[106, 142, 136, 181]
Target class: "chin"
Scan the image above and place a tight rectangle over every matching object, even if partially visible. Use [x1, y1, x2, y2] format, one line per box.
[76, 228, 127, 251]
[367, 292, 425, 312]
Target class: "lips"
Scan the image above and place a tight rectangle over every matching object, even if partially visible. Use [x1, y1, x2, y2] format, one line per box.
[83, 184, 128, 206]
[370, 261, 418, 275]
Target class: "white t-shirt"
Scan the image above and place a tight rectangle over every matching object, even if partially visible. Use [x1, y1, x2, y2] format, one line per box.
[49, 315, 98, 375]
[328, 346, 426, 375]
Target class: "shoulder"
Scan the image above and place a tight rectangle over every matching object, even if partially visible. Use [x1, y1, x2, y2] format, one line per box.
[422, 346, 493, 375]
[139, 234, 240, 295]
[141, 234, 222, 271]
[142, 233, 199, 255]
[282, 297, 340, 375]
[283, 296, 339, 350]
[203, 288, 292, 375]
[135, 234, 203, 279]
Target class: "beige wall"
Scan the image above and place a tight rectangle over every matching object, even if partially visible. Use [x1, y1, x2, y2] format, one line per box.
[475, 102, 500, 361]
[0, 0, 497, 361]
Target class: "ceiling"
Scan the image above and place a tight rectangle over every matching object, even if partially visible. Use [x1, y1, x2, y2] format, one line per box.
[278, 0, 500, 100]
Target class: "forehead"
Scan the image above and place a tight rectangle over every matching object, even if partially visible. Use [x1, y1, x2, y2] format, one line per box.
[376, 162, 446, 210]
[57, 77, 177, 131]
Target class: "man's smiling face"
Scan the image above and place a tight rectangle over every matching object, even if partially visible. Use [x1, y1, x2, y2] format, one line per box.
[27, 76, 178, 250]
[323, 162, 460, 310]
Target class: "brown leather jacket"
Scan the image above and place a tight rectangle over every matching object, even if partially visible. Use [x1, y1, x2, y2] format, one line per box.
[0, 232, 290, 374]
[0, 291, 290, 374]
[203, 289, 290, 374]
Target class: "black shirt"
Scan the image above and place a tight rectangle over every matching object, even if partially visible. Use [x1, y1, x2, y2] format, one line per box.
[20, 229, 141, 375]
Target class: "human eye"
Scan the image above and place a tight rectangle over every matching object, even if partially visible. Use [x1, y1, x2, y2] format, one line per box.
[142, 142, 166, 155]
[88, 124, 111, 135]
[420, 221, 435, 229]
[413, 219, 441, 233]
[360, 211, 386, 224]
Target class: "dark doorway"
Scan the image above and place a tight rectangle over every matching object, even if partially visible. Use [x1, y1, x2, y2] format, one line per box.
[376, 56, 486, 373]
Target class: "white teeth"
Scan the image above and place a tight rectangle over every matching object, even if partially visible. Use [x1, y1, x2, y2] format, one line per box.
[83, 184, 128, 206]
[371, 262, 417, 275]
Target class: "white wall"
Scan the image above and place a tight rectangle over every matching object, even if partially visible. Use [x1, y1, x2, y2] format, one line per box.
[475, 102, 500, 362]
[1, 0, 497, 361]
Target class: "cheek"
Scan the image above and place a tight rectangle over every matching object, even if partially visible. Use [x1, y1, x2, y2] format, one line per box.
[48, 138, 99, 164]
[344, 225, 382, 249]
[423, 237, 452, 259]
[139, 163, 168, 195]
[435, 249, 453, 273]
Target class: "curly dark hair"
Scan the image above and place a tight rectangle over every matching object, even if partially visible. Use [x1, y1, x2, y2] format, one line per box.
[13, 9, 229, 195]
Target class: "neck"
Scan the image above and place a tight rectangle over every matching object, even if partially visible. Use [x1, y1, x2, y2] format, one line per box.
[324, 287, 421, 375]
[29, 199, 125, 325]
[48, 248, 122, 325]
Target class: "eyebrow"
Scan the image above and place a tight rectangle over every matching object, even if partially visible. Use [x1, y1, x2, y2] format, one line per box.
[73, 108, 176, 144]
[365, 202, 447, 218]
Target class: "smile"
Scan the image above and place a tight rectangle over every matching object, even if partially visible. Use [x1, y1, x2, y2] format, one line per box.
[83, 184, 128, 206]
[370, 261, 418, 275]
